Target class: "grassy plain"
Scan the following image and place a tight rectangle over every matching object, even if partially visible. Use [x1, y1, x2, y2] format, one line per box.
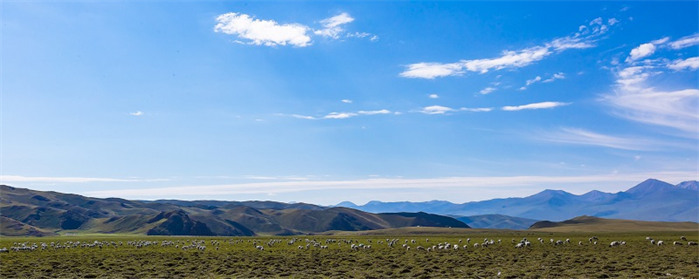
[1, 231, 698, 278]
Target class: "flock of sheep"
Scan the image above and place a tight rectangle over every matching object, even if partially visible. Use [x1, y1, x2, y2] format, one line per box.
[1, 235, 696, 254]
[645, 236, 697, 246]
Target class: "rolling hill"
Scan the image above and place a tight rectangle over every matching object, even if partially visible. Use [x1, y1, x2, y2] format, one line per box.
[337, 179, 699, 223]
[529, 215, 699, 232]
[0, 185, 469, 236]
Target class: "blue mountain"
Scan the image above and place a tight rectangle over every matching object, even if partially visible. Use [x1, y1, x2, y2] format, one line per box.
[336, 179, 699, 223]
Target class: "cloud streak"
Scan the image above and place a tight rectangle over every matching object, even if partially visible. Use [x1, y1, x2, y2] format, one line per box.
[84, 172, 698, 201]
[314, 13, 354, 39]
[603, 53, 699, 138]
[538, 128, 670, 151]
[502, 101, 570, 111]
[400, 17, 613, 79]
[668, 57, 699, 71]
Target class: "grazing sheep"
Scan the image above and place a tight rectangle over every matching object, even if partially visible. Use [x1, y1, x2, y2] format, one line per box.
[680, 236, 687, 241]
[657, 241, 664, 246]
[673, 241, 683, 246]
[687, 241, 697, 246]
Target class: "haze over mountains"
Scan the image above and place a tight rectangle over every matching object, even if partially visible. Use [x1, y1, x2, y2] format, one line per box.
[0, 179, 696, 236]
[338, 179, 699, 222]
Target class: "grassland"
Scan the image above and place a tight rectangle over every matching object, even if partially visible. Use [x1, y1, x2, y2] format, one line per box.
[1, 231, 698, 278]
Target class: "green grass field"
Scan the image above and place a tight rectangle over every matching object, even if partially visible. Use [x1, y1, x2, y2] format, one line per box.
[1, 232, 698, 278]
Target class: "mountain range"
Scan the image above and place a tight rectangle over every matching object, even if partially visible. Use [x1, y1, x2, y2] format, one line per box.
[0, 185, 468, 237]
[1, 178, 696, 236]
[337, 179, 699, 222]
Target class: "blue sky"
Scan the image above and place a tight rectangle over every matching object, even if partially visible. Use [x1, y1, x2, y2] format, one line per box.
[2, 1, 697, 205]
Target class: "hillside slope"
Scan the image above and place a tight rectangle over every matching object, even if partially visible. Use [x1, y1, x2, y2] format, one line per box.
[0, 185, 469, 236]
[529, 216, 699, 232]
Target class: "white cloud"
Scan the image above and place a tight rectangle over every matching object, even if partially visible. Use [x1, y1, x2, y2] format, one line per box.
[291, 114, 316, 120]
[358, 109, 391, 115]
[502, 101, 570, 111]
[668, 57, 699, 71]
[287, 109, 393, 120]
[650, 37, 670, 45]
[428, 94, 439, 99]
[214, 13, 312, 47]
[460, 107, 493, 112]
[399, 62, 464, 79]
[479, 87, 496, 95]
[341, 99, 353, 103]
[400, 17, 611, 79]
[420, 105, 454, 115]
[314, 12, 354, 39]
[669, 33, 699, 49]
[524, 76, 542, 88]
[129, 111, 144, 116]
[608, 18, 619, 26]
[589, 17, 603, 26]
[539, 128, 667, 151]
[602, 65, 699, 138]
[215, 12, 373, 47]
[543, 72, 565, 83]
[627, 43, 656, 61]
[463, 46, 552, 73]
[323, 112, 358, 119]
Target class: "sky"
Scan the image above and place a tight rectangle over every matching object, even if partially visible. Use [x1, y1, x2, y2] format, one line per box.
[2, 1, 698, 205]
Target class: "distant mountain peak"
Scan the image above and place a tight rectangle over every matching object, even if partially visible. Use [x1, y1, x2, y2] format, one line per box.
[676, 181, 698, 191]
[625, 178, 675, 196]
[335, 201, 358, 208]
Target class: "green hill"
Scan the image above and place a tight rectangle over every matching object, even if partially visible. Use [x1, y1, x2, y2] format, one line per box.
[0, 185, 469, 236]
[529, 216, 699, 232]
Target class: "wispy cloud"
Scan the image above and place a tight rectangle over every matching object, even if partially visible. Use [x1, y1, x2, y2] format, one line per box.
[420, 105, 454, 115]
[324, 112, 358, 119]
[129, 111, 144, 116]
[400, 17, 612, 79]
[358, 109, 391, 115]
[428, 94, 439, 99]
[314, 12, 354, 39]
[399, 62, 464, 79]
[341, 99, 353, 104]
[283, 109, 393, 120]
[290, 114, 316, 120]
[669, 33, 699, 49]
[502, 101, 570, 111]
[479, 87, 496, 95]
[460, 107, 493, 112]
[539, 128, 666, 151]
[543, 72, 565, 83]
[603, 51, 699, 138]
[667, 57, 699, 71]
[520, 73, 565, 90]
